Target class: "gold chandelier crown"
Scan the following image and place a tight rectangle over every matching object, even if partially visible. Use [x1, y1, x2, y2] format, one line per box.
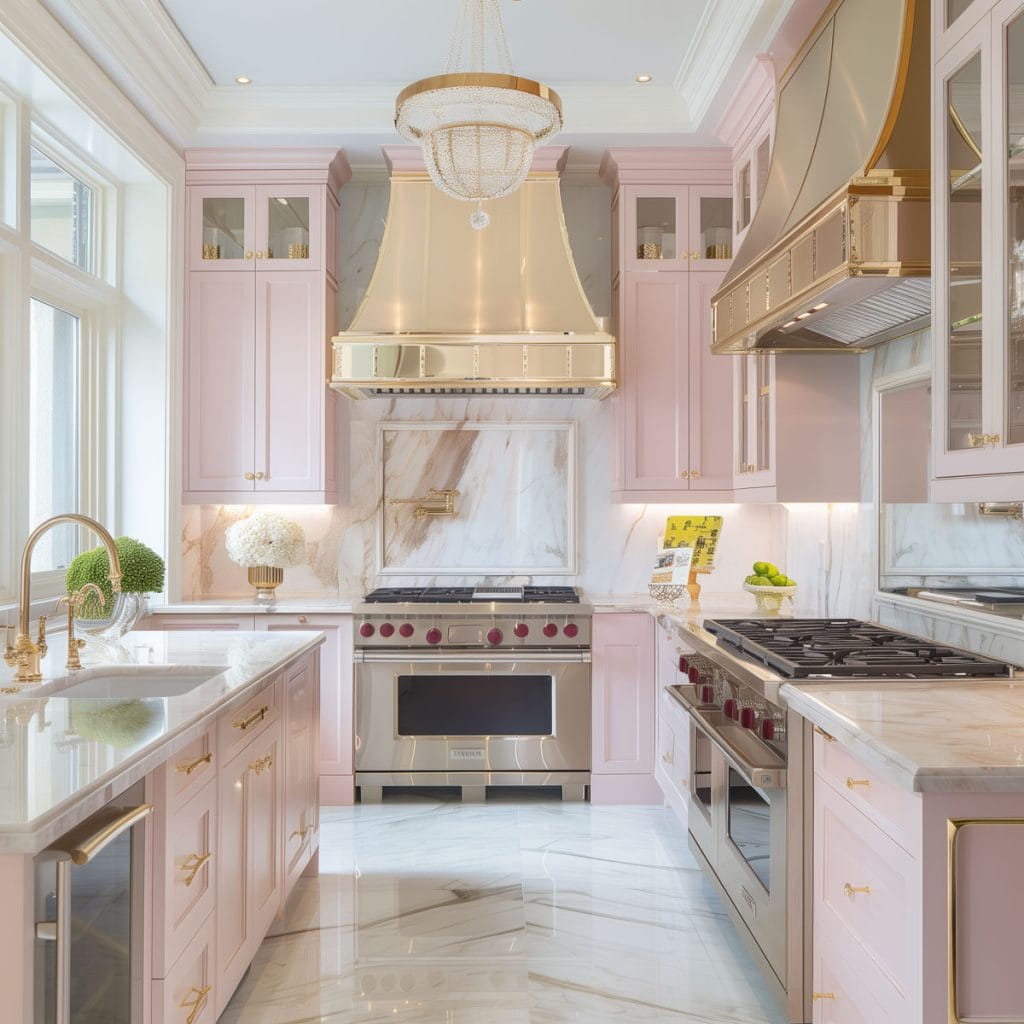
[394, 0, 562, 210]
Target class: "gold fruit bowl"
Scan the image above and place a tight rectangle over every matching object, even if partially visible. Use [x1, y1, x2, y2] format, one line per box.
[743, 582, 797, 614]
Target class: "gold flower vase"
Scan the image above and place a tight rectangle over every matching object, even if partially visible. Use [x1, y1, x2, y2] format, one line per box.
[248, 565, 285, 602]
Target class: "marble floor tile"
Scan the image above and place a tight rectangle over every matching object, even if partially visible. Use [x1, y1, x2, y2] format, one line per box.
[219, 798, 786, 1024]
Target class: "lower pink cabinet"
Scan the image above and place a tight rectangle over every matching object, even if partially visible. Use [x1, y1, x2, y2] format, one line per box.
[151, 909, 216, 1024]
[284, 653, 319, 890]
[590, 613, 661, 803]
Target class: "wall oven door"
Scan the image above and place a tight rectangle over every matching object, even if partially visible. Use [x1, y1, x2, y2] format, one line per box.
[687, 709, 788, 989]
[355, 649, 590, 776]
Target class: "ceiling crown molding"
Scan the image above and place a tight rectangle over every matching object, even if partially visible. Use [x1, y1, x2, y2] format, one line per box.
[714, 54, 775, 153]
[39, 0, 213, 148]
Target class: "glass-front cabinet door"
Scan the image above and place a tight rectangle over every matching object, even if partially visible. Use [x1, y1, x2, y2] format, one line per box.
[189, 185, 255, 271]
[255, 185, 323, 271]
[689, 185, 734, 272]
[624, 187, 689, 270]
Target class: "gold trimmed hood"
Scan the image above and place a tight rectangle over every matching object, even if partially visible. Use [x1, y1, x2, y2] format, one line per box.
[330, 150, 614, 398]
[711, 0, 930, 353]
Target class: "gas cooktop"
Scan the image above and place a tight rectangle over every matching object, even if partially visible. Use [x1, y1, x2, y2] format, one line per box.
[363, 586, 580, 604]
[703, 618, 1012, 679]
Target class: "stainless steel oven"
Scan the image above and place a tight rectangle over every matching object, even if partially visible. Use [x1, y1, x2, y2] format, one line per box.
[355, 648, 591, 802]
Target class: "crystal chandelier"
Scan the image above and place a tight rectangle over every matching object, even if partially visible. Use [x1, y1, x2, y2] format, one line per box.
[395, 0, 562, 228]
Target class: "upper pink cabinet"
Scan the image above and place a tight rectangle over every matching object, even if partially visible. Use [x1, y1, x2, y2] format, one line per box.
[189, 184, 325, 273]
[183, 150, 350, 505]
[932, 0, 1024, 500]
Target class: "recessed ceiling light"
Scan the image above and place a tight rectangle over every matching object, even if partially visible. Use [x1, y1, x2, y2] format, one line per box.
[235, 75, 252, 85]
[635, 74, 652, 84]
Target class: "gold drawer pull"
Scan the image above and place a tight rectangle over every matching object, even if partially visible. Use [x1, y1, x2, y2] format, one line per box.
[290, 824, 311, 841]
[813, 726, 834, 743]
[176, 753, 212, 776]
[661, 751, 673, 764]
[179, 852, 212, 887]
[812, 992, 836, 1001]
[843, 883, 870, 898]
[846, 777, 871, 790]
[233, 704, 269, 731]
[180, 984, 212, 1023]
[250, 754, 273, 775]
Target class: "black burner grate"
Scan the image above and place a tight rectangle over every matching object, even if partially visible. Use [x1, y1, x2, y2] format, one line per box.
[703, 618, 1011, 678]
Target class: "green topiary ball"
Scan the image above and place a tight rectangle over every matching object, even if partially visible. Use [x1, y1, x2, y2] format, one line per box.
[66, 537, 165, 619]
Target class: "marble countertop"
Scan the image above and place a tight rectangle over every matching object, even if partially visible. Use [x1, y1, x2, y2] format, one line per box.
[781, 678, 1024, 794]
[149, 597, 354, 614]
[0, 629, 323, 853]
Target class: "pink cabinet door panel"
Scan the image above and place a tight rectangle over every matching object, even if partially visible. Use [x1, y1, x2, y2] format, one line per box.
[186, 272, 256, 493]
[152, 910, 216, 1024]
[218, 675, 281, 764]
[952, 821, 1024, 1021]
[812, 924, 905, 1023]
[688, 270, 733, 490]
[254, 272, 324, 494]
[215, 745, 249, 1014]
[284, 655, 316, 889]
[591, 613, 655, 774]
[248, 724, 284, 942]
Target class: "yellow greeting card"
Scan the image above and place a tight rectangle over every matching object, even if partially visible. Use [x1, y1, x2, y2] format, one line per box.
[662, 515, 723, 569]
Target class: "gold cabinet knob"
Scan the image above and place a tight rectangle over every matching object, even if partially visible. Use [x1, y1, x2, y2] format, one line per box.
[661, 751, 673, 764]
[690, 250, 700, 259]
[843, 883, 870, 898]
[255, 250, 265, 259]
[297, 615, 308, 624]
[244, 472, 255, 481]
[680, 470, 689, 478]
[255, 471, 266, 480]
[690, 470, 700, 479]
[846, 777, 871, 790]
[245, 251, 254, 259]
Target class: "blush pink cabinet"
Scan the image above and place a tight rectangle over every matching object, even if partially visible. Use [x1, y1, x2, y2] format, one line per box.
[590, 612, 661, 804]
[654, 623, 691, 823]
[283, 653, 319, 891]
[601, 149, 737, 502]
[183, 149, 350, 505]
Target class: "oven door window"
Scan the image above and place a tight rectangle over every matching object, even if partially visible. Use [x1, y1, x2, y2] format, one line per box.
[397, 674, 553, 736]
[726, 767, 772, 891]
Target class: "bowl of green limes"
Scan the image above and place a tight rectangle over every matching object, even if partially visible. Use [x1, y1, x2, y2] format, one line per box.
[742, 561, 797, 614]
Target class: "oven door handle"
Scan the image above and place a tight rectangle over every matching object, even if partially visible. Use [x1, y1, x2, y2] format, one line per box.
[689, 709, 786, 790]
[355, 649, 590, 665]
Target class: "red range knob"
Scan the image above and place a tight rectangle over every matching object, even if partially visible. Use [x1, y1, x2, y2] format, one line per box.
[679, 656, 690, 673]
[687, 666, 701, 685]
[760, 719, 776, 741]
[359, 623, 375, 638]
[379, 622, 395, 638]
[425, 627, 442, 645]
[564, 623, 579, 638]
[487, 628, 504, 646]
[513, 623, 529, 638]
[723, 698, 738, 720]
[700, 684, 715, 705]
[398, 623, 414, 638]
[542, 623, 558, 638]
[740, 707, 756, 730]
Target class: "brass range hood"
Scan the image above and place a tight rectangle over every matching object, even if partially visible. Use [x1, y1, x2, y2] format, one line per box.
[330, 147, 614, 398]
[711, 0, 930, 354]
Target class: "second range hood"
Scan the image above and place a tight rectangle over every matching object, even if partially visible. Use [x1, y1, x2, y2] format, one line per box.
[711, 0, 930, 353]
[330, 147, 614, 398]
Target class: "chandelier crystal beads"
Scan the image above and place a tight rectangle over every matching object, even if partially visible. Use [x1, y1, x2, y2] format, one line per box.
[395, 0, 562, 208]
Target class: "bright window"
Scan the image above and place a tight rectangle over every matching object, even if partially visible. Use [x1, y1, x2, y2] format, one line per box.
[28, 298, 80, 572]
[30, 145, 94, 272]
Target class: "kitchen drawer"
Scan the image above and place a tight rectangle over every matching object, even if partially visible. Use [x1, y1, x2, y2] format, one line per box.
[218, 675, 281, 762]
[812, 924, 906, 1023]
[814, 776, 919, 999]
[152, 776, 217, 977]
[152, 910, 216, 1024]
[659, 684, 691, 738]
[158, 730, 216, 810]
[814, 731, 921, 854]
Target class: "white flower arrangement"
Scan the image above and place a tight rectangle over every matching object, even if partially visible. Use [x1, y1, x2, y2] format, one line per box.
[225, 513, 306, 569]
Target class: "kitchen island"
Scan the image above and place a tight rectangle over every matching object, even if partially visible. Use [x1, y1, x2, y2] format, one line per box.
[0, 628, 323, 1024]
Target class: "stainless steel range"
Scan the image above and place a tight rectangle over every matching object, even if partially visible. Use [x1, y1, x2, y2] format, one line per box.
[354, 586, 591, 803]
[669, 618, 1014, 1024]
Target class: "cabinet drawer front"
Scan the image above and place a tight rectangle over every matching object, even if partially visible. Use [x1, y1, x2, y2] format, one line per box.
[814, 733, 921, 853]
[219, 677, 280, 762]
[812, 926, 904, 1023]
[815, 779, 918, 997]
[153, 911, 216, 1024]
[166, 732, 216, 809]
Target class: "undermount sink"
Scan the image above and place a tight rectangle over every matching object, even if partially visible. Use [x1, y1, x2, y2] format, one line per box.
[36, 665, 225, 700]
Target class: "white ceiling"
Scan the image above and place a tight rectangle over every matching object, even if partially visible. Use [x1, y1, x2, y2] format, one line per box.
[39, 0, 799, 170]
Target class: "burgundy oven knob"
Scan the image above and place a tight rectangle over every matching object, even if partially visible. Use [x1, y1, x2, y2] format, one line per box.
[379, 622, 395, 638]
[678, 656, 690, 674]
[687, 666, 701, 685]
[723, 698, 738, 720]
[700, 684, 715, 705]
[542, 623, 558, 638]
[563, 623, 579, 638]
[425, 627, 442, 645]
[487, 628, 504, 646]
[398, 623, 415, 638]
[760, 719, 776, 741]
[513, 623, 529, 638]
[740, 707, 757, 730]
[358, 623, 375, 638]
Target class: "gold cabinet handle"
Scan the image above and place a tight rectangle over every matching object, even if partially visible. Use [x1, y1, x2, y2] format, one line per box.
[661, 751, 673, 764]
[234, 704, 269, 731]
[812, 992, 836, 1002]
[846, 777, 871, 790]
[843, 883, 870, 898]
[244, 472, 255, 481]
[813, 726, 835, 743]
[176, 752, 212, 776]
[249, 754, 273, 775]
[289, 824, 311, 842]
[179, 852, 212, 887]
[244, 251, 254, 259]
[180, 983, 212, 1024]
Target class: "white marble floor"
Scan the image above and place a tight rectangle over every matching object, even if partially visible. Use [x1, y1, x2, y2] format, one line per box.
[220, 796, 786, 1023]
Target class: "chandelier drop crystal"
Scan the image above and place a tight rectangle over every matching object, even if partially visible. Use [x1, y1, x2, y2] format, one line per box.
[395, 0, 562, 210]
